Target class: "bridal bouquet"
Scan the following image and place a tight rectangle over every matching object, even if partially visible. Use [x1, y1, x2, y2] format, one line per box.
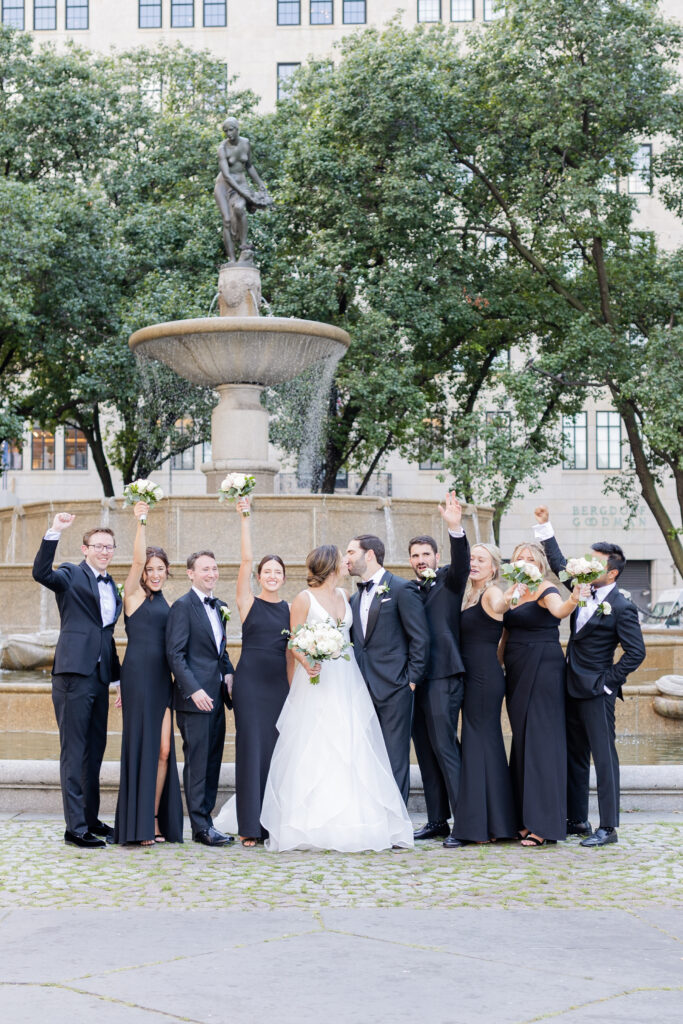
[501, 560, 544, 605]
[218, 473, 256, 516]
[284, 621, 351, 685]
[123, 479, 163, 524]
[559, 556, 605, 606]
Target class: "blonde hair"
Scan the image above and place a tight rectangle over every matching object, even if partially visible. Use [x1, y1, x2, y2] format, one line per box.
[306, 545, 341, 587]
[510, 542, 550, 578]
[462, 543, 502, 609]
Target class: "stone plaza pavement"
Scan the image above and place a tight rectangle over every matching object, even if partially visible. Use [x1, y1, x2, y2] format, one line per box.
[1, 811, 681, 1024]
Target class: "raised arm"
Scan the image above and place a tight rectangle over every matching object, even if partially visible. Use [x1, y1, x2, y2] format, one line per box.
[235, 497, 254, 620]
[122, 502, 149, 616]
[439, 493, 470, 595]
[534, 505, 567, 576]
[32, 512, 76, 592]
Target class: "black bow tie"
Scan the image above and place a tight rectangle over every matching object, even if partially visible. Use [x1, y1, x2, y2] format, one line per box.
[96, 574, 111, 584]
[357, 580, 375, 593]
[204, 596, 218, 609]
[590, 585, 598, 598]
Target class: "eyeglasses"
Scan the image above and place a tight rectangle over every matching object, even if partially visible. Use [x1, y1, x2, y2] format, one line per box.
[87, 543, 116, 553]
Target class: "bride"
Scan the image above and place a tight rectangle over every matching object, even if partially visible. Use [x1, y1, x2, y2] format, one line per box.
[260, 544, 414, 852]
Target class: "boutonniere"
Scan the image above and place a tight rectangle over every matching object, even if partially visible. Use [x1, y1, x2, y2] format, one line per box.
[420, 568, 437, 588]
[377, 583, 390, 596]
[597, 601, 612, 617]
[219, 605, 231, 623]
[116, 583, 124, 599]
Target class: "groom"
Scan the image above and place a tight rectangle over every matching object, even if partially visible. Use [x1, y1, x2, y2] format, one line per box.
[166, 549, 235, 847]
[32, 512, 122, 848]
[534, 506, 645, 847]
[346, 534, 429, 804]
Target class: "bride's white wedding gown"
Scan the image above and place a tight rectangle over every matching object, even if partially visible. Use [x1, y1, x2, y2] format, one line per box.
[259, 589, 414, 852]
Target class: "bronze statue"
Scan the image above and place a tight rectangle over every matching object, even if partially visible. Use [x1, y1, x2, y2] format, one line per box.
[214, 116, 272, 266]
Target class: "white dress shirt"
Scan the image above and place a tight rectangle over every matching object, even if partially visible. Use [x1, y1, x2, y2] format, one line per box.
[359, 567, 386, 635]
[84, 561, 117, 627]
[193, 586, 223, 651]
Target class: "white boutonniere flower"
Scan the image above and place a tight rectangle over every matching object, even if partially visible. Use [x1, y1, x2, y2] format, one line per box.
[597, 601, 612, 616]
[116, 582, 124, 598]
[421, 568, 437, 581]
[220, 605, 231, 623]
[377, 583, 390, 596]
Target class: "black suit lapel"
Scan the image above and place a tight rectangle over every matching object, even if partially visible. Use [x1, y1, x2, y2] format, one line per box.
[364, 571, 389, 644]
[423, 573, 443, 604]
[350, 590, 364, 646]
[81, 562, 105, 621]
[574, 591, 620, 640]
[190, 590, 219, 650]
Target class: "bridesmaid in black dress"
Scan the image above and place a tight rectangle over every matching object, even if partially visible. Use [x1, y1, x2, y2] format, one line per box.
[114, 501, 183, 846]
[502, 542, 580, 847]
[451, 543, 517, 845]
[224, 495, 291, 847]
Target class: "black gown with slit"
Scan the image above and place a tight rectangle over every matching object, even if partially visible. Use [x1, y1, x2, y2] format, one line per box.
[115, 594, 184, 844]
[233, 598, 290, 839]
[503, 588, 567, 842]
[452, 600, 517, 842]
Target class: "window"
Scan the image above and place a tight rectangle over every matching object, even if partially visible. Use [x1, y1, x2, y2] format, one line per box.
[1, 439, 23, 471]
[33, 0, 56, 29]
[2, 0, 24, 29]
[202, 440, 212, 464]
[139, 0, 161, 27]
[335, 468, 349, 489]
[628, 144, 652, 194]
[171, 0, 194, 27]
[596, 411, 622, 470]
[418, 0, 441, 21]
[342, 0, 365, 23]
[485, 411, 510, 465]
[310, 0, 332, 23]
[418, 418, 444, 471]
[65, 0, 88, 29]
[451, 0, 473, 19]
[483, 0, 504, 20]
[31, 430, 55, 470]
[203, 0, 226, 25]
[277, 1, 300, 24]
[562, 413, 587, 470]
[64, 427, 88, 470]
[171, 419, 195, 470]
[277, 62, 300, 99]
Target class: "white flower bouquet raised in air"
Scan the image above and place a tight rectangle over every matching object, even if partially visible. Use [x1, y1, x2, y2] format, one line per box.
[501, 560, 544, 605]
[559, 556, 605, 606]
[218, 473, 256, 516]
[284, 620, 351, 685]
[123, 479, 163, 524]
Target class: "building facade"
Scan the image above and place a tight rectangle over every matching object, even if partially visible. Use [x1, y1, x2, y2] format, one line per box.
[2, 0, 682, 607]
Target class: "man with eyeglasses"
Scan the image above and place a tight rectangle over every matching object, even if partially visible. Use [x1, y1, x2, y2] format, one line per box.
[33, 512, 123, 848]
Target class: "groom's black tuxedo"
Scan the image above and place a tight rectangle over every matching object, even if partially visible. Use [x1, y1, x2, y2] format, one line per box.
[32, 538, 122, 834]
[541, 533, 645, 827]
[410, 533, 470, 824]
[166, 590, 235, 836]
[350, 570, 429, 803]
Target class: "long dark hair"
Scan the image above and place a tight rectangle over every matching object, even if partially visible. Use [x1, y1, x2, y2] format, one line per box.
[140, 546, 171, 597]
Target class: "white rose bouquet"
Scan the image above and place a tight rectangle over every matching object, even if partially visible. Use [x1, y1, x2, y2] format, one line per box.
[501, 560, 544, 605]
[123, 479, 164, 524]
[218, 473, 256, 516]
[559, 556, 605, 607]
[284, 620, 351, 685]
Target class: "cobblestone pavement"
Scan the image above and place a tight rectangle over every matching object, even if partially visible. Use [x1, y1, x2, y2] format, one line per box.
[1, 812, 681, 911]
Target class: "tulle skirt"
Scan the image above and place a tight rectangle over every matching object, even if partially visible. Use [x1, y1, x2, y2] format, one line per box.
[259, 654, 414, 853]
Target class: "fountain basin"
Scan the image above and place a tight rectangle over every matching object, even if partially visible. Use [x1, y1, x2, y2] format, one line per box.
[129, 316, 351, 387]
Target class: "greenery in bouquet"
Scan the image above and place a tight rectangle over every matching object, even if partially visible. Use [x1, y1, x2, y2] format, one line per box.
[123, 479, 163, 524]
[559, 556, 606, 607]
[218, 474, 256, 516]
[283, 620, 351, 685]
[501, 560, 544, 605]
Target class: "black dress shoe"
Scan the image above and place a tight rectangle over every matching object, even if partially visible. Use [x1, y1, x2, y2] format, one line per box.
[567, 819, 592, 836]
[193, 827, 235, 847]
[89, 821, 115, 843]
[443, 835, 465, 849]
[581, 827, 618, 847]
[413, 820, 450, 841]
[64, 830, 106, 849]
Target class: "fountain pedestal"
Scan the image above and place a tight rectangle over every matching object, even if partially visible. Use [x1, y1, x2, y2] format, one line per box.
[202, 383, 279, 493]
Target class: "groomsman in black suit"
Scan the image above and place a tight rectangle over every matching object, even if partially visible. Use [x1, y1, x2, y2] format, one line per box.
[166, 550, 236, 846]
[408, 493, 470, 845]
[534, 506, 646, 846]
[346, 535, 429, 804]
[32, 512, 122, 848]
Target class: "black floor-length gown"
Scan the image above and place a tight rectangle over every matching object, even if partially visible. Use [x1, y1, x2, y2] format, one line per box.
[233, 598, 290, 839]
[452, 600, 517, 842]
[115, 594, 184, 844]
[503, 588, 567, 841]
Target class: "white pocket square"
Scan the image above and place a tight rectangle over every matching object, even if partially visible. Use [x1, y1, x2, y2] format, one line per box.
[380, 598, 392, 603]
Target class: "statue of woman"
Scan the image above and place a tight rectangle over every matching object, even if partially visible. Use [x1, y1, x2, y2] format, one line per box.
[214, 116, 272, 265]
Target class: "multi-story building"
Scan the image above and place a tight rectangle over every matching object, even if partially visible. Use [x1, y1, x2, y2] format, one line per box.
[2, 0, 682, 608]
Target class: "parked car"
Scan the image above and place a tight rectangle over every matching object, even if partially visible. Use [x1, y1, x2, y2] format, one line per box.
[642, 588, 683, 628]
